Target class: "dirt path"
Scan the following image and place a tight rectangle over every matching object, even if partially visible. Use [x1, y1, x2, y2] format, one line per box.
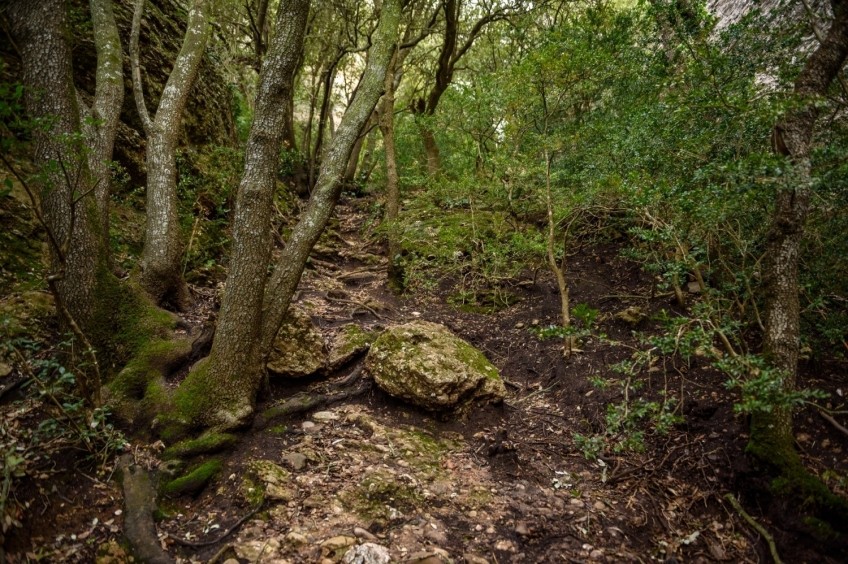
[4, 196, 847, 563]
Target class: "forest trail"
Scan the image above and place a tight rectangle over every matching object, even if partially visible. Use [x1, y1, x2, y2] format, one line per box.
[4, 195, 844, 563]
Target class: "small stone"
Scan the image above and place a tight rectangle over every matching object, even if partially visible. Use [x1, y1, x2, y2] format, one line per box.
[321, 535, 357, 551]
[222, 559, 240, 564]
[531, 319, 540, 326]
[0, 362, 12, 378]
[282, 452, 308, 471]
[464, 553, 489, 564]
[593, 501, 606, 511]
[286, 531, 309, 546]
[302, 421, 319, 433]
[514, 322, 525, 330]
[353, 527, 378, 542]
[313, 410, 339, 422]
[343, 542, 391, 564]
[589, 549, 604, 560]
[570, 498, 584, 507]
[467, 510, 478, 518]
[514, 521, 530, 536]
[424, 528, 448, 544]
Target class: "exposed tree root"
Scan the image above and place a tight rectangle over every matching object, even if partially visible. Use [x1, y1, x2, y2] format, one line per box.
[167, 502, 263, 548]
[118, 454, 174, 564]
[253, 371, 371, 430]
[817, 409, 848, 440]
[724, 493, 782, 564]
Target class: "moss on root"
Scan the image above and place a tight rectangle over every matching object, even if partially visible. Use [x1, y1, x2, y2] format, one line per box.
[162, 432, 237, 460]
[748, 418, 848, 533]
[156, 356, 257, 440]
[162, 459, 222, 497]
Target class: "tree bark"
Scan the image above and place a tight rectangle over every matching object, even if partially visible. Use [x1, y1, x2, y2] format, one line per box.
[173, 0, 311, 429]
[749, 0, 848, 470]
[7, 0, 106, 334]
[259, 0, 402, 360]
[79, 0, 124, 252]
[133, 0, 212, 310]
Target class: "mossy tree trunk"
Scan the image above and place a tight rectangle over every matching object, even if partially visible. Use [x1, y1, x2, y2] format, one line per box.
[165, 0, 402, 432]
[166, 0, 311, 430]
[749, 0, 848, 471]
[131, 0, 212, 310]
[5, 0, 141, 407]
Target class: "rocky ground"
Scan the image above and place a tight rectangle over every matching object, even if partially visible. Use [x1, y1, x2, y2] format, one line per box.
[2, 196, 848, 563]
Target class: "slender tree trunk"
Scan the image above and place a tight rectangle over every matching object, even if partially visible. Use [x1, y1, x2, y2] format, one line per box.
[749, 0, 848, 470]
[79, 0, 124, 252]
[259, 0, 402, 359]
[380, 54, 403, 289]
[132, 0, 212, 310]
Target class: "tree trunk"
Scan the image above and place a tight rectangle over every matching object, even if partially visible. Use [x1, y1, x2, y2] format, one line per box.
[79, 0, 124, 253]
[380, 54, 403, 289]
[259, 0, 402, 360]
[7, 0, 106, 334]
[420, 124, 441, 177]
[133, 0, 212, 310]
[749, 0, 848, 471]
[168, 0, 401, 433]
[169, 0, 311, 430]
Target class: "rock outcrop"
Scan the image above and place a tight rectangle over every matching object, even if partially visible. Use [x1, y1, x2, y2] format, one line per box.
[365, 321, 506, 411]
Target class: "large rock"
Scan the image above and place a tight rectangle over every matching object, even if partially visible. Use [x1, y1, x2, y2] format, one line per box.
[267, 307, 327, 378]
[365, 321, 506, 410]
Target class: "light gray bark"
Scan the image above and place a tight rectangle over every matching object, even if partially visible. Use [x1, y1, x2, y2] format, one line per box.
[132, 0, 212, 309]
[750, 0, 848, 466]
[79, 0, 124, 249]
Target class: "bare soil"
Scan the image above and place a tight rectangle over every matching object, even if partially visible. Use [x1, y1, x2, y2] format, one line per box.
[2, 195, 848, 563]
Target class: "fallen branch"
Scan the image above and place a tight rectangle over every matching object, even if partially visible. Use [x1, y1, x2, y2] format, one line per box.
[817, 409, 848, 439]
[724, 493, 782, 564]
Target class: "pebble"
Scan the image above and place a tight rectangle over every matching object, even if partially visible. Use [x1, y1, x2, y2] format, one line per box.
[463, 554, 489, 564]
[570, 498, 584, 507]
[286, 531, 308, 546]
[321, 535, 357, 551]
[424, 528, 448, 544]
[342, 542, 391, 564]
[589, 549, 605, 560]
[302, 421, 319, 433]
[467, 510, 478, 518]
[281, 452, 308, 471]
[593, 501, 606, 511]
[313, 410, 339, 422]
[514, 521, 530, 536]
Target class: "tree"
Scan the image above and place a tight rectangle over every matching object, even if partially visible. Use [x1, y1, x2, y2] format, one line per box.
[410, 0, 520, 176]
[749, 0, 848, 481]
[161, 0, 402, 433]
[130, 0, 213, 310]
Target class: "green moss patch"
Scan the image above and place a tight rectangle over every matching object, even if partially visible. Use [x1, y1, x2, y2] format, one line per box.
[162, 459, 222, 497]
[162, 432, 237, 460]
[341, 470, 423, 522]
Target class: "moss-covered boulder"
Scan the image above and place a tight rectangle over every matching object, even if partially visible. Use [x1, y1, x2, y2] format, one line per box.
[162, 459, 222, 497]
[266, 306, 327, 378]
[365, 321, 506, 411]
[327, 323, 376, 370]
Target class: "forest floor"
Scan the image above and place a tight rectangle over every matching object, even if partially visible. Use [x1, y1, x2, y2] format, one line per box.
[3, 194, 848, 563]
